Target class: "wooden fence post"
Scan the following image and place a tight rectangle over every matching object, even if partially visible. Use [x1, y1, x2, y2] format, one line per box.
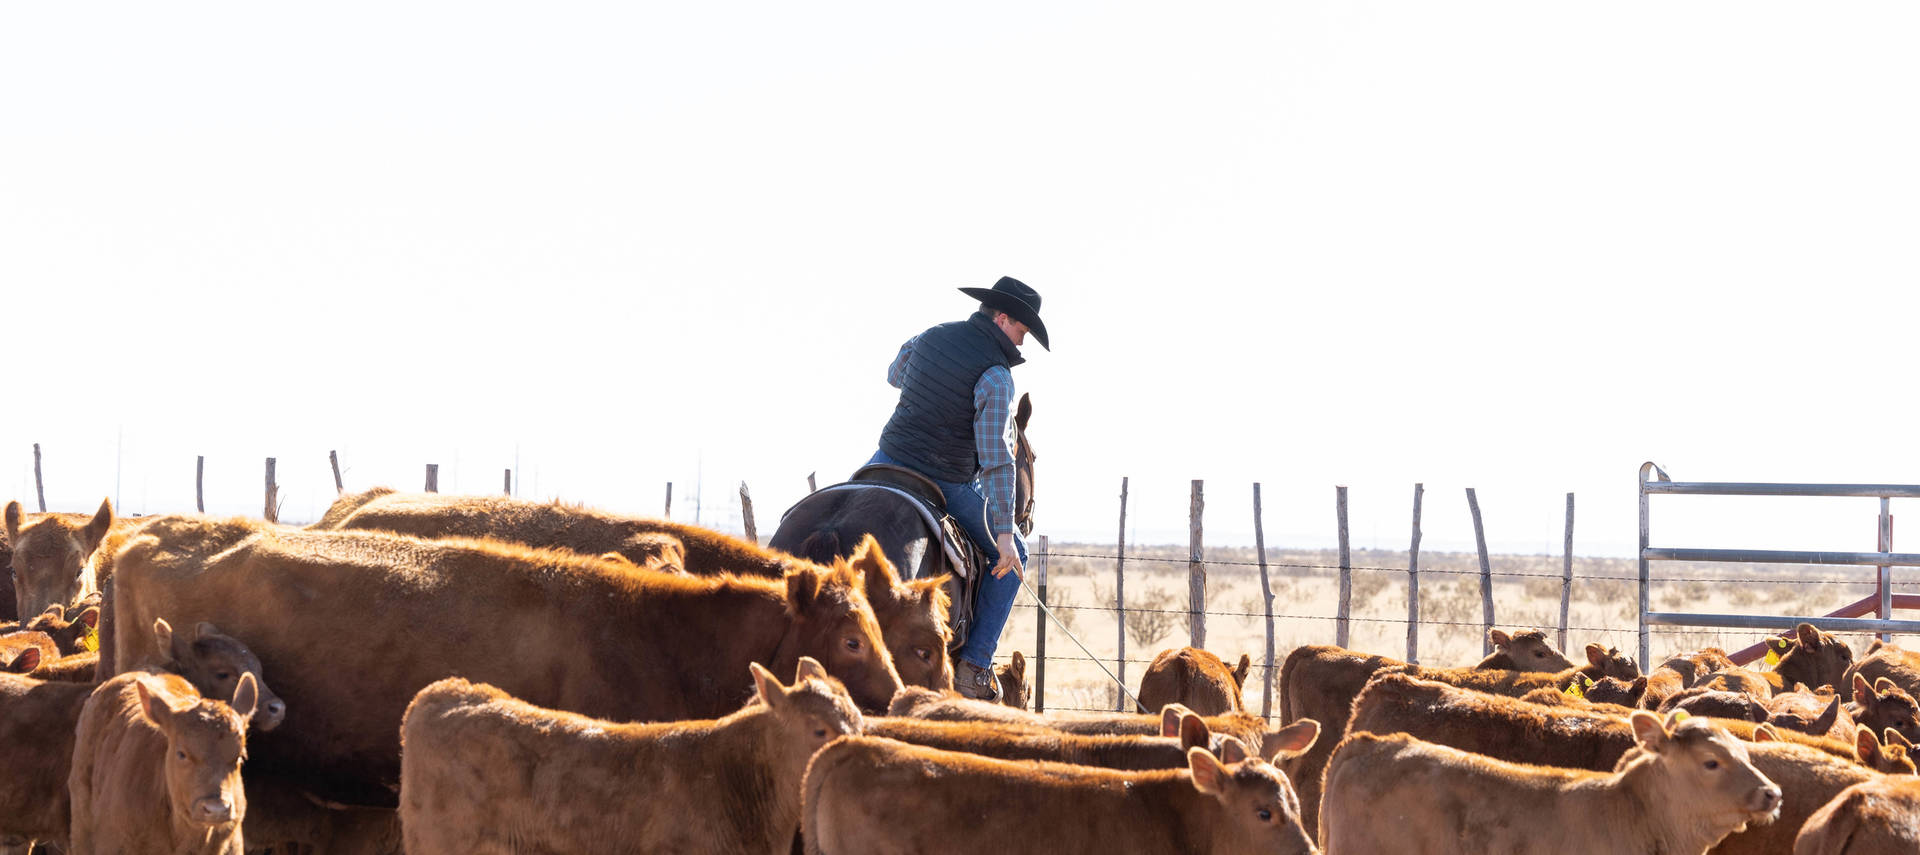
[1035, 534, 1049, 713]
[740, 482, 756, 543]
[33, 443, 46, 512]
[1407, 483, 1424, 663]
[1336, 486, 1351, 649]
[195, 456, 206, 513]
[263, 458, 278, 523]
[1188, 480, 1205, 649]
[504, 469, 513, 496]
[1253, 482, 1274, 719]
[329, 450, 344, 495]
[1560, 492, 1575, 651]
[1467, 487, 1494, 655]
[1115, 476, 1129, 711]
[424, 464, 438, 493]
[664, 483, 672, 519]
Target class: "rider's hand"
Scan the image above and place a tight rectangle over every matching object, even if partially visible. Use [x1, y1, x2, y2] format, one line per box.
[991, 532, 1023, 579]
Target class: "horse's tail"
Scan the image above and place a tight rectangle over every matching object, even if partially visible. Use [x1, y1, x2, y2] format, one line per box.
[793, 530, 845, 566]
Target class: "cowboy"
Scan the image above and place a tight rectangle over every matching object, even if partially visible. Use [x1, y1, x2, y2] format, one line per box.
[869, 276, 1048, 701]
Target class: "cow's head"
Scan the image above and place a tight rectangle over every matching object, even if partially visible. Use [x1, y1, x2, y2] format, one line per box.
[26, 599, 101, 656]
[856, 543, 952, 692]
[1584, 643, 1641, 681]
[1764, 686, 1848, 740]
[1586, 675, 1650, 708]
[782, 536, 902, 714]
[1627, 710, 1780, 834]
[1187, 737, 1318, 855]
[1773, 624, 1853, 693]
[993, 650, 1030, 710]
[5, 498, 113, 621]
[134, 672, 256, 829]
[1488, 628, 1575, 673]
[1664, 688, 1769, 723]
[750, 657, 861, 763]
[1852, 675, 1920, 745]
[1853, 724, 1918, 775]
[154, 618, 287, 732]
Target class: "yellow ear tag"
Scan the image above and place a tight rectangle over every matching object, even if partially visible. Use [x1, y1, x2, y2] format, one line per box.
[1671, 710, 1692, 723]
[1564, 678, 1586, 700]
[80, 624, 100, 653]
[1765, 643, 1783, 667]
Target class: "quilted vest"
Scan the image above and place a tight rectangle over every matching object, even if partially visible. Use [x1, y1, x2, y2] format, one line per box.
[877, 313, 1022, 483]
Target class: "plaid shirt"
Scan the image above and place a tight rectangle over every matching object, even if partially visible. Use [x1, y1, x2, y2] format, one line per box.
[888, 338, 1020, 538]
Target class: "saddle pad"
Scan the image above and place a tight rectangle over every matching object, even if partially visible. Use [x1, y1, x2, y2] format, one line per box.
[784, 483, 973, 578]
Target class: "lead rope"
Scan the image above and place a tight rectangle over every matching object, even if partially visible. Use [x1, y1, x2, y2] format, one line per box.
[1011, 571, 1144, 712]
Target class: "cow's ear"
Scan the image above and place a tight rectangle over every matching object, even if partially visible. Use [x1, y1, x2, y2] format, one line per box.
[83, 498, 114, 553]
[1187, 748, 1228, 796]
[1752, 723, 1781, 743]
[1586, 643, 1607, 668]
[1009, 650, 1025, 677]
[1812, 697, 1840, 734]
[1159, 706, 1182, 738]
[1889, 729, 1915, 750]
[1232, 654, 1250, 688]
[1488, 629, 1511, 648]
[853, 541, 900, 610]
[1262, 719, 1320, 761]
[6, 648, 39, 673]
[1875, 677, 1899, 696]
[4, 500, 22, 542]
[194, 622, 221, 643]
[153, 618, 176, 655]
[1854, 674, 1875, 707]
[795, 656, 830, 685]
[1178, 713, 1210, 751]
[1796, 623, 1822, 650]
[749, 661, 785, 709]
[135, 679, 179, 729]
[1216, 735, 1250, 765]
[785, 567, 824, 617]
[75, 606, 100, 631]
[1629, 710, 1669, 752]
[230, 672, 259, 721]
[1856, 725, 1882, 763]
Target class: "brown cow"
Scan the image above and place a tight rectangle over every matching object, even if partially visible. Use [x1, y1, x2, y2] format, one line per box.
[1844, 638, 1920, 700]
[887, 687, 1297, 761]
[1852, 725, 1918, 775]
[867, 706, 1317, 772]
[0, 673, 95, 849]
[319, 488, 960, 692]
[1, 599, 101, 656]
[993, 650, 1030, 710]
[68, 670, 257, 854]
[1765, 623, 1857, 695]
[1476, 628, 1577, 672]
[1703, 667, 1777, 699]
[803, 735, 1318, 855]
[1137, 646, 1248, 715]
[111, 520, 901, 805]
[1322, 711, 1781, 855]
[1793, 773, 1920, 854]
[1663, 686, 1772, 723]
[0, 633, 54, 675]
[400, 657, 860, 855]
[27, 651, 99, 683]
[1767, 685, 1853, 741]
[1641, 646, 1741, 709]
[4, 499, 114, 621]
[152, 618, 286, 731]
[1848, 674, 1920, 745]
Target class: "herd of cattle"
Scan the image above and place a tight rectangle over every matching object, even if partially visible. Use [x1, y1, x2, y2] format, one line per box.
[4, 488, 1920, 853]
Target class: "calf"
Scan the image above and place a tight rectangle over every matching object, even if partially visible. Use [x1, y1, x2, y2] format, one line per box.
[1768, 623, 1856, 694]
[1322, 711, 1780, 855]
[1662, 686, 1771, 723]
[1845, 637, 1920, 700]
[400, 657, 860, 855]
[1852, 725, 1917, 775]
[1793, 773, 1920, 854]
[152, 618, 286, 731]
[1642, 647, 1740, 709]
[0, 673, 96, 849]
[4, 600, 101, 656]
[1703, 667, 1776, 699]
[0, 633, 54, 675]
[804, 735, 1316, 855]
[68, 670, 258, 855]
[993, 650, 1030, 710]
[1848, 674, 1920, 745]
[888, 687, 1292, 761]
[1137, 646, 1249, 715]
[4, 499, 115, 620]
[1475, 628, 1577, 672]
[868, 706, 1317, 772]
[1767, 685, 1851, 741]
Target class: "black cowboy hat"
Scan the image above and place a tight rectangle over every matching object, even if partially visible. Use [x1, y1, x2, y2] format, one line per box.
[958, 276, 1050, 351]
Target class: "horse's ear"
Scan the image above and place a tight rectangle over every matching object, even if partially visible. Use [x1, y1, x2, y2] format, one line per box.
[1015, 394, 1032, 429]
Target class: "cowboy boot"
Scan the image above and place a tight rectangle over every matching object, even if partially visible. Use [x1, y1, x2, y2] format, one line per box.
[953, 658, 1000, 702]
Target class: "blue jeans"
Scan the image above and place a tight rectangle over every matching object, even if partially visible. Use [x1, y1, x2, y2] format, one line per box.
[866, 449, 1025, 669]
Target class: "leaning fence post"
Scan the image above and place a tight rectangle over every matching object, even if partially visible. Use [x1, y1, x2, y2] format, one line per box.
[329, 450, 345, 495]
[1253, 482, 1274, 719]
[32, 443, 46, 512]
[1561, 492, 1575, 651]
[807, 472, 817, 493]
[1035, 534, 1049, 713]
[1115, 476, 1129, 711]
[739, 482, 756, 543]
[1467, 487, 1494, 655]
[1407, 483, 1424, 663]
[195, 456, 206, 513]
[1189, 480, 1206, 649]
[263, 458, 279, 523]
[424, 464, 438, 493]
[1336, 485, 1351, 649]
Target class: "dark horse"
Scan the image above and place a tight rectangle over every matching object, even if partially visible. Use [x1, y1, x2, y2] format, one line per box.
[770, 395, 1035, 661]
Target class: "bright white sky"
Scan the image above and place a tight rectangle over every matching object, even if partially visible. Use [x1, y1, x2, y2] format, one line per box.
[3, 2, 1916, 563]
